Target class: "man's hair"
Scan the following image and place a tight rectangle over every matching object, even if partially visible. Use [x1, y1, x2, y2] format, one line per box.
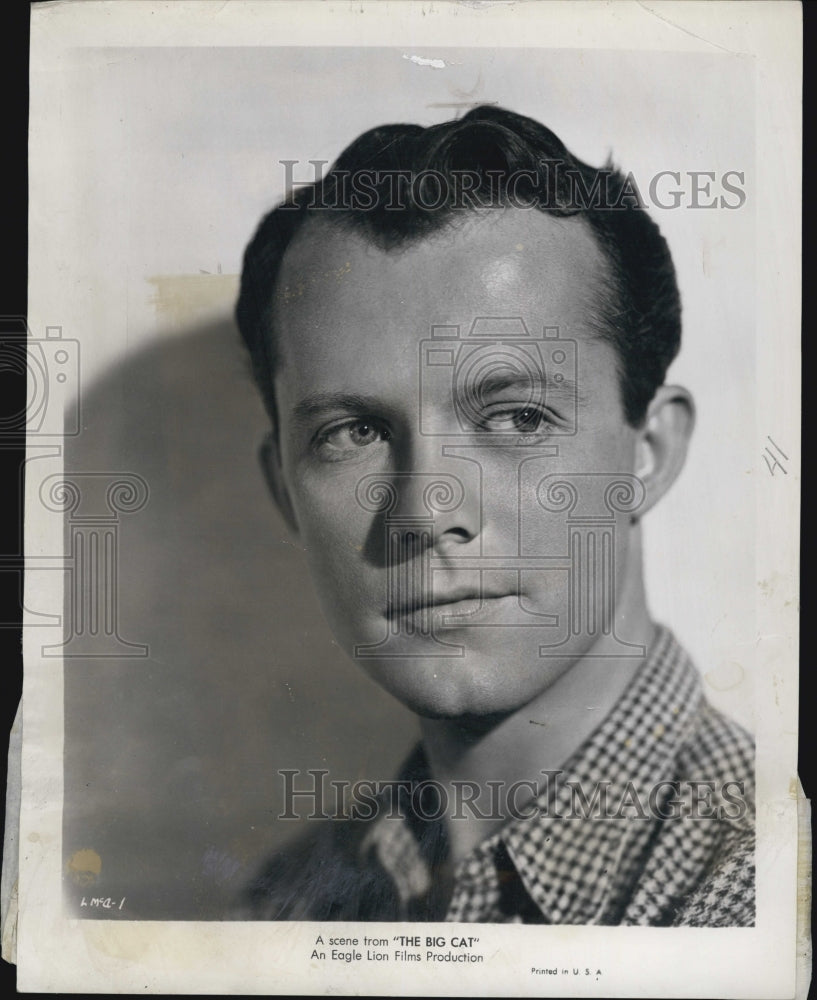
[236, 105, 681, 427]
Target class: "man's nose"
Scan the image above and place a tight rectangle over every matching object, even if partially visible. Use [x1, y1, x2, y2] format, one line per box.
[390, 432, 482, 544]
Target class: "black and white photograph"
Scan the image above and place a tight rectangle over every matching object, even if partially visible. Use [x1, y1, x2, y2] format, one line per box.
[12, 1, 802, 994]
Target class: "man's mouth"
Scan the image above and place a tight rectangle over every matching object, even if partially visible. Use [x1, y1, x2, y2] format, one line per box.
[387, 585, 518, 622]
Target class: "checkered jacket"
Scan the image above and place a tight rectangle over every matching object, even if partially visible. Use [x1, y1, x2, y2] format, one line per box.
[243, 626, 755, 926]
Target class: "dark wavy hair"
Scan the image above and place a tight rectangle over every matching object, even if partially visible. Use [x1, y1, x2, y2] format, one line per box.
[236, 105, 681, 427]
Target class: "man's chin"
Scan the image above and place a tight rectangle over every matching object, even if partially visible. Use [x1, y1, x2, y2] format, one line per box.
[352, 649, 565, 723]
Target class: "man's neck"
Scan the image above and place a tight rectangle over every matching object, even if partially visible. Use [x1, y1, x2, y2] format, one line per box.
[418, 545, 656, 865]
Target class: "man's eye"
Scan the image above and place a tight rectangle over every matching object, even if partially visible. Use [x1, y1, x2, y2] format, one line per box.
[481, 406, 551, 434]
[314, 418, 391, 460]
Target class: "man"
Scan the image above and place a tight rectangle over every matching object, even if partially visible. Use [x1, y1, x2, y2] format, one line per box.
[234, 106, 754, 925]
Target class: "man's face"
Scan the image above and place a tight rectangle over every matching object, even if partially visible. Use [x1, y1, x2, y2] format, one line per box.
[269, 208, 642, 719]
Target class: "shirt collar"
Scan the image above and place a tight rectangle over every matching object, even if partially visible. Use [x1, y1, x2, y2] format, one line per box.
[361, 625, 703, 923]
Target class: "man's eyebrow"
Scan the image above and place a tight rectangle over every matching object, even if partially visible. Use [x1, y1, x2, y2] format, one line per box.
[290, 375, 586, 425]
[290, 392, 388, 425]
[472, 370, 586, 405]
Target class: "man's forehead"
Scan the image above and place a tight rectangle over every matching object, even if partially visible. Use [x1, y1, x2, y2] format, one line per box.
[273, 207, 610, 319]
[268, 209, 615, 406]
[269, 208, 627, 432]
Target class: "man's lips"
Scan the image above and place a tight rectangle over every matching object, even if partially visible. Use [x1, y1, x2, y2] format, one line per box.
[388, 587, 517, 618]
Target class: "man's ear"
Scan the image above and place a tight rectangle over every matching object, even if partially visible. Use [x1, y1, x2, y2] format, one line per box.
[633, 385, 695, 520]
[259, 431, 300, 536]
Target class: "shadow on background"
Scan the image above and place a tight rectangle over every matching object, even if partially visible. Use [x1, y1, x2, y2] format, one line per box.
[62, 317, 420, 919]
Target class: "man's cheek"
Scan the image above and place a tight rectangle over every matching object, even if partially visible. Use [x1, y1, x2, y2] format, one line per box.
[303, 521, 365, 563]
[296, 500, 372, 568]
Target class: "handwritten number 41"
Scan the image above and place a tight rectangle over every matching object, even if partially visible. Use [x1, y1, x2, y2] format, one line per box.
[763, 436, 789, 476]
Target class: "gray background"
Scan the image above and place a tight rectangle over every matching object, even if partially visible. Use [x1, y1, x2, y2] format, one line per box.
[63, 321, 421, 919]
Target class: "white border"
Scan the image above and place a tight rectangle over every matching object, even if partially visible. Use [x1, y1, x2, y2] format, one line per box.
[21, 1, 801, 995]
